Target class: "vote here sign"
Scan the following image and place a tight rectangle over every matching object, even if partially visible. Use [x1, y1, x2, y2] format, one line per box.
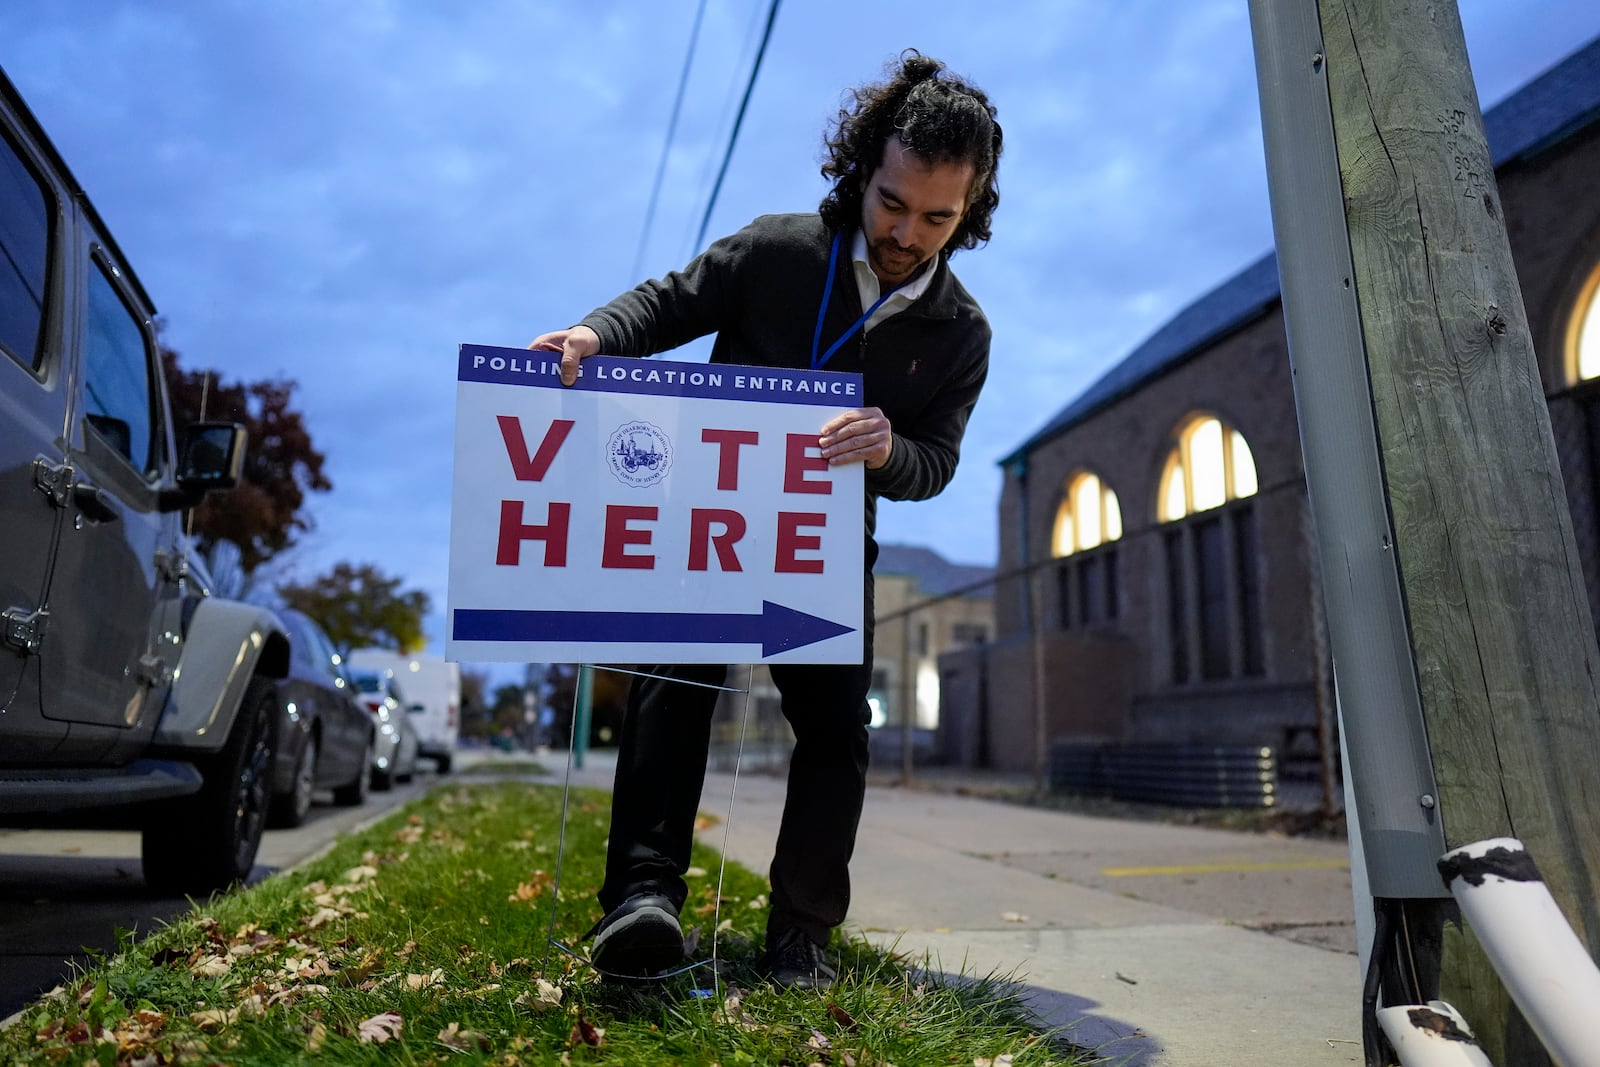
[447, 344, 865, 665]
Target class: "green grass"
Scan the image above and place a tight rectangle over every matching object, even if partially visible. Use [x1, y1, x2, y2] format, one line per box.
[454, 757, 552, 777]
[1, 782, 1085, 1065]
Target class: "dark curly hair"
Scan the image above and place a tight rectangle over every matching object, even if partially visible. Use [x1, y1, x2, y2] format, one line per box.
[819, 50, 1002, 256]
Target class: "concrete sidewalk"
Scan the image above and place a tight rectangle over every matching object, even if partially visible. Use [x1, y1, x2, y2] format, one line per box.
[527, 748, 1361, 1066]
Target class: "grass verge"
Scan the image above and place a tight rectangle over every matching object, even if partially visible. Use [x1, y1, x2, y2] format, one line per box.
[2, 782, 1085, 1065]
[455, 759, 552, 778]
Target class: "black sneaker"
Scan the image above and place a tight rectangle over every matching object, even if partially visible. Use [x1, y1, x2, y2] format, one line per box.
[761, 926, 837, 991]
[589, 893, 684, 977]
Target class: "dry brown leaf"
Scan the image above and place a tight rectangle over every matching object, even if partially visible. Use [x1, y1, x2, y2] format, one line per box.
[717, 988, 761, 1033]
[840, 1053, 857, 1067]
[828, 1001, 859, 1030]
[1000, 911, 1029, 923]
[396, 940, 418, 959]
[974, 1056, 1015, 1067]
[306, 1020, 328, 1052]
[305, 907, 344, 930]
[337, 948, 385, 987]
[393, 826, 425, 844]
[357, 1011, 404, 1044]
[569, 1010, 605, 1047]
[404, 969, 445, 991]
[693, 813, 720, 831]
[189, 1007, 238, 1030]
[514, 978, 564, 1011]
[438, 1022, 493, 1051]
[190, 955, 231, 978]
[808, 1029, 831, 1049]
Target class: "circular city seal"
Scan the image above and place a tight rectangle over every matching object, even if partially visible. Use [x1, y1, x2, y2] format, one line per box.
[606, 420, 673, 488]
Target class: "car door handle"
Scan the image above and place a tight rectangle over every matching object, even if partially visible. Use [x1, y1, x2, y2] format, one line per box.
[73, 482, 120, 523]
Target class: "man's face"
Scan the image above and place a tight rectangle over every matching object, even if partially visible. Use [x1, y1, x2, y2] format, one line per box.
[859, 136, 975, 287]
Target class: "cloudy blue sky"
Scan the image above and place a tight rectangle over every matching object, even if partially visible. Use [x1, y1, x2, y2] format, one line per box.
[3, 1, 1597, 660]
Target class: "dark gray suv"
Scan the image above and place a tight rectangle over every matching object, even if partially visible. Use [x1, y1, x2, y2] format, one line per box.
[0, 66, 292, 894]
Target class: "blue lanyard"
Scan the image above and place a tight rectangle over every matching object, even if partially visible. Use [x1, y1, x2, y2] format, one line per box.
[810, 232, 906, 371]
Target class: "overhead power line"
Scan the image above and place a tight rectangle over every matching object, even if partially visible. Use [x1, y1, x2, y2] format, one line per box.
[693, 0, 782, 253]
[631, 0, 710, 281]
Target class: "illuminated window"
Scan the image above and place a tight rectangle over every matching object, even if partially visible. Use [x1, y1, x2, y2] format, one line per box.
[1570, 261, 1600, 383]
[1051, 470, 1122, 630]
[1052, 471, 1123, 556]
[1158, 415, 1259, 522]
[1159, 414, 1264, 683]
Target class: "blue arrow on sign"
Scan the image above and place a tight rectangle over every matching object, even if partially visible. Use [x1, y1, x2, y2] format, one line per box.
[452, 601, 855, 658]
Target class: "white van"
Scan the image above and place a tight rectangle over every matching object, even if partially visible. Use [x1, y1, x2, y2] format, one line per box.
[347, 650, 460, 773]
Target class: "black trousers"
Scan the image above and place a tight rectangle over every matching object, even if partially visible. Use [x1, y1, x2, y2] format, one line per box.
[598, 568, 875, 949]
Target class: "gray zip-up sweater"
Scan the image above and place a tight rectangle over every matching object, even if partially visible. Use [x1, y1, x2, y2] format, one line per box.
[580, 212, 991, 539]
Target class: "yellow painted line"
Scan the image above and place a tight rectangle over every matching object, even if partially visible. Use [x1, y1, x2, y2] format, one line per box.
[1101, 859, 1351, 877]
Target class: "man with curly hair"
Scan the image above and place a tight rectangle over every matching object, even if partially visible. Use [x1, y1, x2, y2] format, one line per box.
[530, 50, 1001, 989]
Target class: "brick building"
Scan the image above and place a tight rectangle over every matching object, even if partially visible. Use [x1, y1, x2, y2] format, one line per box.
[939, 36, 1600, 777]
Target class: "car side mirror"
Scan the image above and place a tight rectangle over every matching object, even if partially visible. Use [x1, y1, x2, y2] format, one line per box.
[159, 423, 247, 512]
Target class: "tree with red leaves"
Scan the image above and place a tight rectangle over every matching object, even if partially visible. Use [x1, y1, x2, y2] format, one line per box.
[161, 345, 332, 572]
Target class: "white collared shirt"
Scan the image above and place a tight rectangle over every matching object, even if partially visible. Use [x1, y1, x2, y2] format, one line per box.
[851, 230, 935, 333]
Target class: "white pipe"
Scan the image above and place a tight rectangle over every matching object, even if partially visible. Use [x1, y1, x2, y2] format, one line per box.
[1439, 837, 1600, 1067]
[1377, 1001, 1493, 1066]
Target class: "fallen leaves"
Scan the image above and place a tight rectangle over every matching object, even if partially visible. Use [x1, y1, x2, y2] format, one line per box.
[335, 948, 386, 987]
[357, 1011, 404, 1044]
[190, 954, 232, 978]
[514, 978, 564, 1011]
[402, 968, 446, 992]
[1000, 911, 1030, 923]
[828, 1001, 859, 1030]
[974, 1056, 1015, 1067]
[438, 1021, 492, 1051]
[716, 988, 761, 1033]
[568, 1010, 605, 1048]
[508, 869, 554, 904]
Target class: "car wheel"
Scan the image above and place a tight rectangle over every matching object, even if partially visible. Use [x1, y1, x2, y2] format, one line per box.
[270, 733, 318, 828]
[371, 761, 394, 792]
[435, 753, 453, 774]
[143, 675, 276, 895]
[333, 733, 374, 806]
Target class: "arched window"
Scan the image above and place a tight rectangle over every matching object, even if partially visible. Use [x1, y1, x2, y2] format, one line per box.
[1050, 470, 1122, 630]
[1158, 414, 1259, 522]
[1158, 414, 1264, 684]
[1052, 471, 1123, 556]
[1569, 261, 1600, 384]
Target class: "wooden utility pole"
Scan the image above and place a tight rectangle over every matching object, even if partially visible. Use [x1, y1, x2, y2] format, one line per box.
[1251, 2, 1600, 1063]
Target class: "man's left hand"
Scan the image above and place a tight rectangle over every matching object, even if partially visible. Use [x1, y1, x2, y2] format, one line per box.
[819, 407, 893, 469]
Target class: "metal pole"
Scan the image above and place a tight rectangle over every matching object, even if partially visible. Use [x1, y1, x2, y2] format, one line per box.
[899, 607, 914, 785]
[1247, 0, 1445, 903]
[572, 664, 592, 770]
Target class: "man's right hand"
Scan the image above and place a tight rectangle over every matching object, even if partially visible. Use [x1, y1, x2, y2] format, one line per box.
[529, 325, 600, 386]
